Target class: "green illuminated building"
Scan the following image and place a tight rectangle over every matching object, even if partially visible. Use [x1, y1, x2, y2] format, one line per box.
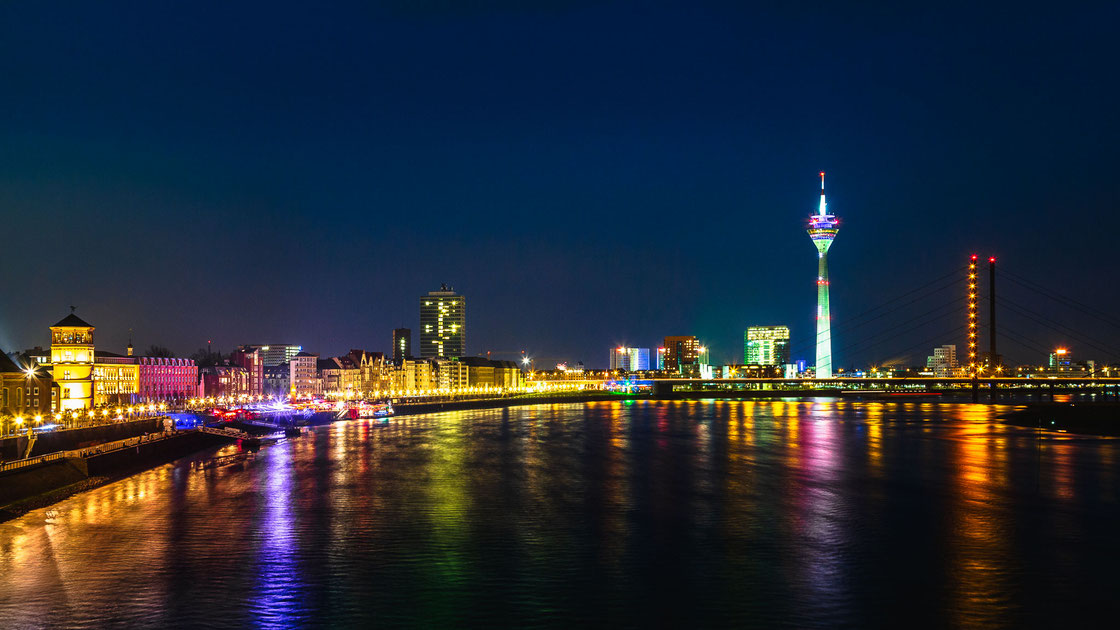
[744, 326, 790, 365]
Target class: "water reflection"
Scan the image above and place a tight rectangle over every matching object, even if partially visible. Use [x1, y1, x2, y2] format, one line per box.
[1, 401, 1118, 627]
[252, 439, 304, 627]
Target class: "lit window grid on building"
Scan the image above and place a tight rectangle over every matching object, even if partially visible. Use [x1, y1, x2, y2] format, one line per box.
[420, 294, 465, 358]
[744, 326, 790, 366]
[610, 347, 650, 372]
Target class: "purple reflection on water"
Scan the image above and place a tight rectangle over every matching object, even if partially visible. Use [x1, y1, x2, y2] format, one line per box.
[793, 407, 849, 617]
[251, 439, 305, 628]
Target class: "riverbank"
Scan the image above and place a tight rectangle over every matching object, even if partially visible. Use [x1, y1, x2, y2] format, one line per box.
[999, 403, 1120, 437]
[0, 430, 238, 523]
[0, 417, 163, 461]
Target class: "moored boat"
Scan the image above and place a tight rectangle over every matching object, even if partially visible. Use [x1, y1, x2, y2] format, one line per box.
[348, 401, 394, 419]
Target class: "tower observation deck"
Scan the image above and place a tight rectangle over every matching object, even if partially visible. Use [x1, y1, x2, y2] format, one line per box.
[807, 172, 839, 378]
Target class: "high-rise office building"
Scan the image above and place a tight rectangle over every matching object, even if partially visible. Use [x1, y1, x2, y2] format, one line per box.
[629, 348, 650, 371]
[662, 336, 700, 373]
[744, 326, 791, 365]
[807, 172, 839, 378]
[609, 347, 650, 372]
[610, 347, 626, 371]
[247, 344, 303, 367]
[1049, 348, 1071, 369]
[926, 344, 957, 377]
[393, 328, 412, 362]
[420, 285, 466, 358]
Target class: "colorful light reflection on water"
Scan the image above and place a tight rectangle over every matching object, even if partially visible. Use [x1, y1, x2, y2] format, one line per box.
[1, 401, 1118, 627]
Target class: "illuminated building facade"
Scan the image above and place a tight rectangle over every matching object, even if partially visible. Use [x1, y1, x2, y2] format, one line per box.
[263, 365, 290, 398]
[92, 354, 139, 405]
[807, 172, 839, 378]
[348, 350, 391, 394]
[609, 347, 650, 372]
[434, 359, 469, 390]
[393, 328, 412, 362]
[926, 344, 958, 377]
[1, 350, 57, 417]
[50, 313, 96, 410]
[290, 352, 320, 397]
[231, 346, 263, 396]
[198, 366, 249, 398]
[319, 357, 361, 397]
[48, 313, 195, 407]
[456, 357, 523, 388]
[1049, 348, 1072, 369]
[136, 357, 197, 402]
[250, 345, 303, 367]
[744, 326, 790, 365]
[420, 285, 465, 358]
[394, 358, 437, 390]
[662, 336, 700, 374]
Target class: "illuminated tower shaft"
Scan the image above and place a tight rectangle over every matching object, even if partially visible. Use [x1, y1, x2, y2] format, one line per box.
[815, 243, 833, 376]
[807, 172, 839, 378]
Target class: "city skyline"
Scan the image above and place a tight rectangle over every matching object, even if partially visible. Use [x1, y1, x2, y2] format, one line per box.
[1, 2, 1117, 368]
[4, 5, 1119, 626]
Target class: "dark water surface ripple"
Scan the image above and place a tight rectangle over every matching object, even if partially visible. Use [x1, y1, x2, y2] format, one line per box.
[2, 400, 1119, 628]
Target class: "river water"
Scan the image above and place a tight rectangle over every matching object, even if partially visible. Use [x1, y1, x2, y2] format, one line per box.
[1, 400, 1118, 628]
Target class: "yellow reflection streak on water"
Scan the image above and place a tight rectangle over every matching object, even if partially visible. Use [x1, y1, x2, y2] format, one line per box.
[423, 409, 473, 602]
[862, 402, 885, 473]
[948, 406, 1014, 627]
[600, 401, 627, 571]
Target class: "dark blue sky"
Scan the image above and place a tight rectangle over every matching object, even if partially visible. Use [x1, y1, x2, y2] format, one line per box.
[2, 1, 1117, 368]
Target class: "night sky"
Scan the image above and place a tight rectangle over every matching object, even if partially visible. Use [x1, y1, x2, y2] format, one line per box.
[2, 1, 1117, 368]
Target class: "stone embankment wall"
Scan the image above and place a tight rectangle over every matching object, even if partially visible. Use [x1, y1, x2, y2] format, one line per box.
[0, 431, 234, 517]
[1, 418, 163, 460]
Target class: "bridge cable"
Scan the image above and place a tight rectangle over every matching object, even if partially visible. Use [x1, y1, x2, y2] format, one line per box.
[793, 293, 967, 363]
[842, 302, 972, 365]
[998, 269, 1120, 329]
[787, 274, 962, 361]
[997, 297, 1120, 360]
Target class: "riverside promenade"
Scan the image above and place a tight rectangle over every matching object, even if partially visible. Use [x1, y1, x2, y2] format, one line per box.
[0, 425, 246, 521]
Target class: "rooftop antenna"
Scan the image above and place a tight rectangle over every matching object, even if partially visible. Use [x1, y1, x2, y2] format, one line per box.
[818, 171, 827, 216]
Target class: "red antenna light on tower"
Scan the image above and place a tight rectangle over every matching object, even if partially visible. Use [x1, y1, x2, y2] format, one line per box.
[989, 256, 996, 263]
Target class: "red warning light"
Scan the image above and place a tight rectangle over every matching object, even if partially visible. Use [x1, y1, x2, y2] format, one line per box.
[970, 255, 978, 261]
[989, 257, 996, 263]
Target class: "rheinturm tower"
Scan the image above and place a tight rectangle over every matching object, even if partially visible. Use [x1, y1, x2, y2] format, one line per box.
[807, 172, 839, 378]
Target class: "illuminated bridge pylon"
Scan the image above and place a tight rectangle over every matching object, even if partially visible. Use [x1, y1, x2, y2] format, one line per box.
[967, 254, 978, 376]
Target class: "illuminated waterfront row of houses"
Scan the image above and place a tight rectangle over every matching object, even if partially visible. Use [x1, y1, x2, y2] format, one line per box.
[26, 313, 198, 412]
[0, 311, 523, 418]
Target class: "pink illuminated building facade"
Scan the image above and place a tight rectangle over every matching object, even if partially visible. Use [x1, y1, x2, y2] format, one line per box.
[137, 356, 198, 403]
